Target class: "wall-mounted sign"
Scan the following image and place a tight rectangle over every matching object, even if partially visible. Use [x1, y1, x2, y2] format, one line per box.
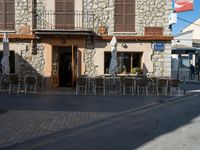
[169, 13, 177, 25]
[153, 42, 165, 51]
[175, 0, 193, 12]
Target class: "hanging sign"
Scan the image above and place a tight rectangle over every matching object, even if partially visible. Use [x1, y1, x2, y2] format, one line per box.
[174, 0, 194, 12]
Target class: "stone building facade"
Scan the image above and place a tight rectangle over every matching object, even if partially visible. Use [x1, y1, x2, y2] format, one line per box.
[0, 0, 173, 89]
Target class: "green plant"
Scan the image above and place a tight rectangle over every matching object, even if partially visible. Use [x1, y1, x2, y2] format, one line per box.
[131, 67, 142, 74]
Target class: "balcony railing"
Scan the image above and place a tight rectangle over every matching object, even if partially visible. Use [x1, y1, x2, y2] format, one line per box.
[33, 10, 94, 31]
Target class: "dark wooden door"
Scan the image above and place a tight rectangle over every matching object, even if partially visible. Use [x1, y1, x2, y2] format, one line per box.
[55, 0, 74, 29]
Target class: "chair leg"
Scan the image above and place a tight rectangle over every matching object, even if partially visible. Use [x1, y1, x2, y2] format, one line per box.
[24, 84, 27, 94]
[76, 86, 78, 95]
[178, 87, 181, 96]
[123, 86, 125, 95]
[170, 87, 172, 96]
[131, 86, 134, 95]
[146, 87, 148, 96]
[84, 86, 87, 95]
[9, 84, 12, 94]
[34, 84, 36, 94]
[17, 84, 20, 94]
[156, 86, 159, 96]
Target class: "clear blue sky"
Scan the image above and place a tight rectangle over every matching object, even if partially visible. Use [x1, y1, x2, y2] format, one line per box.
[172, 0, 200, 35]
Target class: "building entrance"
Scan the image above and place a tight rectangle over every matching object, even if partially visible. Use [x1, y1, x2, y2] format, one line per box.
[52, 46, 78, 88]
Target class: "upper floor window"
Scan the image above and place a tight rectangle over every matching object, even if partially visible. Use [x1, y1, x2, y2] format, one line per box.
[55, 0, 74, 29]
[115, 0, 135, 32]
[0, 0, 15, 30]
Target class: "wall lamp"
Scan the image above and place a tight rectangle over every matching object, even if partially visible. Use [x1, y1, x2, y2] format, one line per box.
[121, 43, 128, 48]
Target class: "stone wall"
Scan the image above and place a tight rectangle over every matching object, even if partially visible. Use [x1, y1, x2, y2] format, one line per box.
[15, 0, 33, 34]
[83, 0, 172, 36]
[12, 0, 45, 77]
[151, 43, 172, 77]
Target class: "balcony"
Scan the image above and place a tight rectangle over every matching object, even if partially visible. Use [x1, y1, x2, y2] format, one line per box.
[33, 10, 94, 34]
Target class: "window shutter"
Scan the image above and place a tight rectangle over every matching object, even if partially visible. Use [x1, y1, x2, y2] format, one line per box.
[0, 0, 15, 30]
[115, 0, 124, 32]
[5, 0, 15, 30]
[55, 0, 74, 29]
[115, 0, 135, 32]
[0, 0, 4, 29]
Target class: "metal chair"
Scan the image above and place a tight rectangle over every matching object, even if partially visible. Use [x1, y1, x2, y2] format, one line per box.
[24, 76, 37, 94]
[169, 79, 181, 96]
[122, 77, 134, 95]
[8, 75, 21, 94]
[76, 77, 87, 95]
[156, 79, 168, 96]
[94, 77, 105, 95]
[136, 78, 148, 95]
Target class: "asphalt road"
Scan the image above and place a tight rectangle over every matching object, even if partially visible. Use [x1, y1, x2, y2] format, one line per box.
[2, 93, 200, 150]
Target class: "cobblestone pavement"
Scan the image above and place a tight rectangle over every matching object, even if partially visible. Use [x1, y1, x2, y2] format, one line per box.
[0, 109, 115, 149]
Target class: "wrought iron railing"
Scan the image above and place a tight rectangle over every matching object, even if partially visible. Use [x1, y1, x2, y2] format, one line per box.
[33, 10, 94, 31]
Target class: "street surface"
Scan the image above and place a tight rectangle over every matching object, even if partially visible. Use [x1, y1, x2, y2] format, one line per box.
[4, 94, 199, 150]
[0, 82, 200, 150]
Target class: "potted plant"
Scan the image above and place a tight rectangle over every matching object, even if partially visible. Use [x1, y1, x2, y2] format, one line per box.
[131, 67, 142, 75]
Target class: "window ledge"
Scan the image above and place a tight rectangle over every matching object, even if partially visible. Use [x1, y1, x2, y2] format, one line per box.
[113, 32, 137, 35]
[0, 30, 16, 33]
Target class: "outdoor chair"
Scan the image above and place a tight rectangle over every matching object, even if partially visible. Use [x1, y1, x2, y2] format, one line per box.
[148, 77, 158, 94]
[76, 77, 87, 95]
[168, 79, 181, 96]
[156, 79, 168, 96]
[37, 75, 45, 92]
[94, 77, 105, 95]
[24, 76, 37, 94]
[122, 77, 134, 95]
[8, 75, 21, 94]
[136, 78, 148, 95]
[0, 75, 9, 90]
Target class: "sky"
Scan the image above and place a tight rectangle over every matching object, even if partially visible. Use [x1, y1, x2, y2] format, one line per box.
[172, 0, 200, 35]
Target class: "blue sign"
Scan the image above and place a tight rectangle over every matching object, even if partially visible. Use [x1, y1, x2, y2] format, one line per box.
[154, 42, 165, 51]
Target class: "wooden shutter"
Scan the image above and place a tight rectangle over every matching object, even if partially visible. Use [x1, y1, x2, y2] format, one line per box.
[5, 0, 15, 30]
[55, 0, 74, 29]
[0, 0, 4, 29]
[0, 0, 15, 30]
[115, 0, 135, 32]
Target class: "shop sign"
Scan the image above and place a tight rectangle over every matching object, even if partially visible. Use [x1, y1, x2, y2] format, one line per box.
[174, 0, 193, 12]
[153, 42, 165, 51]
